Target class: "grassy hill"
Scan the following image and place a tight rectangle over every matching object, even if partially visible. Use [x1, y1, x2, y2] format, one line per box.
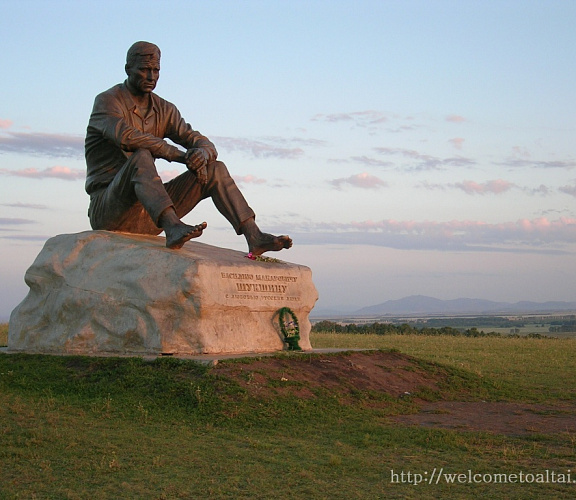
[1, 328, 576, 498]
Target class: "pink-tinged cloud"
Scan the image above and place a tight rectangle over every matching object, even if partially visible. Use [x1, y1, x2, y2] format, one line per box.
[0, 119, 13, 129]
[446, 114, 467, 123]
[0, 166, 84, 181]
[284, 217, 576, 253]
[331, 172, 388, 190]
[454, 179, 515, 195]
[449, 137, 465, 150]
[559, 184, 576, 197]
[233, 174, 267, 185]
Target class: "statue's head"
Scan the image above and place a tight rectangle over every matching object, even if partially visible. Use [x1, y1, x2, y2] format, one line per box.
[125, 41, 161, 96]
[126, 41, 161, 67]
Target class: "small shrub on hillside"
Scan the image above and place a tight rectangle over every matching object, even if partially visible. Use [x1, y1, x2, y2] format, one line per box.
[0, 323, 8, 346]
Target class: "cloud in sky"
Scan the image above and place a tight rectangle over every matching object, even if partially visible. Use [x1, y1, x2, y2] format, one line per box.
[1, 202, 49, 210]
[374, 147, 476, 171]
[310, 111, 422, 134]
[158, 169, 180, 182]
[213, 136, 310, 159]
[350, 156, 394, 167]
[329, 156, 394, 167]
[288, 217, 576, 253]
[498, 158, 576, 170]
[512, 146, 531, 159]
[560, 183, 576, 197]
[0, 119, 13, 129]
[330, 172, 388, 190]
[264, 136, 328, 148]
[374, 147, 430, 160]
[454, 179, 516, 195]
[0, 234, 51, 242]
[449, 137, 465, 150]
[311, 110, 387, 127]
[0, 131, 84, 158]
[446, 115, 467, 123]
[233, 174, 267, 186]
[0, 166, 84, 181]
[527, 185, 551, 196]
[0, 217, 35, 225]
[418, 179, 552, 196]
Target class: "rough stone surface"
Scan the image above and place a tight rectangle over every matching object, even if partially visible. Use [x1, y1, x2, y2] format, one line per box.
[8, 231, 317, 355]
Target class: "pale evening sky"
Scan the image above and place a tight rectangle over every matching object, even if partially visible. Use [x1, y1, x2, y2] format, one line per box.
[1, 0, 575, 319]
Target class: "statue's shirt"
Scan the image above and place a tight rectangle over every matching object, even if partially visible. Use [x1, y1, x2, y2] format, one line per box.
[85, 82, 216, 194]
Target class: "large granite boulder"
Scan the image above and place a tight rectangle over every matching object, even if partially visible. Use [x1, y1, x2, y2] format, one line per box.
[8, 231, 317, 355]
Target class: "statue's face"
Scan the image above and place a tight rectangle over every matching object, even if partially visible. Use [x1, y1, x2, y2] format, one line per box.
[126, 57, 160, 95]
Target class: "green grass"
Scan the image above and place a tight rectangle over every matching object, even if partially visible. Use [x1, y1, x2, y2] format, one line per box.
[1, 328, 576, 498]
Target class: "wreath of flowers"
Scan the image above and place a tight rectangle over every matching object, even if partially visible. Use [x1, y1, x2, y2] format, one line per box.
[278, 307, 301, 351]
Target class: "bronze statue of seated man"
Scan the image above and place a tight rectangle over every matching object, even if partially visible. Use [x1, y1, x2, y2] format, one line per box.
[85, 41, 292, 253]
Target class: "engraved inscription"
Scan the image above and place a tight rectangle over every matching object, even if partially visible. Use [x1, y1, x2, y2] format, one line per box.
[221, 272, 301, 302]
[236, 283, 287, 293]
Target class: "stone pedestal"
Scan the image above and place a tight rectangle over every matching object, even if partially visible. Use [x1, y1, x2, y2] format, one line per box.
[8, 231, 318, 355]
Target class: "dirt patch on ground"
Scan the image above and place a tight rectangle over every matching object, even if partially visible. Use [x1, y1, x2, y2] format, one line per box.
[214, 351, 576, 436]
[391, 401, 576, 436]
[213, 350, 442, 401]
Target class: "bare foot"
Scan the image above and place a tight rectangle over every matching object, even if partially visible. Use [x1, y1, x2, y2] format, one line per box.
[165, 221, 207, 249]
[248, 232, 292, 256]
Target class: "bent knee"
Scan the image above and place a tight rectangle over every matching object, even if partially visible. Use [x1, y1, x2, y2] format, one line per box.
[206, 160, 230, 179]
[128, 149, 157, 176]
[131, 149, 154, 162]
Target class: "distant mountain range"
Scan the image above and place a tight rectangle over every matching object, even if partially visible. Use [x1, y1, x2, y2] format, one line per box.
[353, 295, 576, 316]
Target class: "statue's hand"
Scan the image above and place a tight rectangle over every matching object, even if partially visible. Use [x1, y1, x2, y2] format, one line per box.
[195, 165, 208, 185]
[185, 148, 209, 185]
[185, 148, 208, 168]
